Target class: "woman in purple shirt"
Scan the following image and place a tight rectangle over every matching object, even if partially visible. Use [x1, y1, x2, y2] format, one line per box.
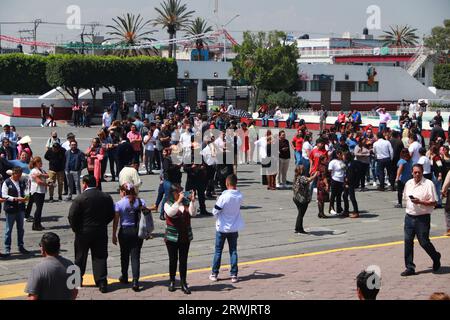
[112, 183, 147, 292]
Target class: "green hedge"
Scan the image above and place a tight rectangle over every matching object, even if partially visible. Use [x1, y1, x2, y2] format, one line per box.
[0, 54, 178, 96]
[433, 64, 450, 90]
[0, 54, 51, 94]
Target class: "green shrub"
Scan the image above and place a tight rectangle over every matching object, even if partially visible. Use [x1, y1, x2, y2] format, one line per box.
[0, 54, 51, 94]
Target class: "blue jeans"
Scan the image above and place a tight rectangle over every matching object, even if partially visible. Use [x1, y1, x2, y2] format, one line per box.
[294, 151, 302, 166]
[262, 116, 269, 127]
[432, 174, 442, 206]
[404, 214, 440, 271]
[4, 210, 25, 252]
[370, 156, 377, 183]
[379, 123, 387, 133]
[160, 180, 172, 217]
[212, 231, 239, 276]
[301, 157, 310, 177]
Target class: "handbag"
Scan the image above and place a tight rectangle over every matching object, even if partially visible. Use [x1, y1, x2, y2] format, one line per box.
[137, 199, 154, 240]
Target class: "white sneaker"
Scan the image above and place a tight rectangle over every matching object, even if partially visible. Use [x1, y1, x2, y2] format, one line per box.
[330, 209, 338, 215]
[209, 274, 218, 282]
[372, 182, 377, 187]
[276, 184, 281, 189]
[231, 276, 239, 283]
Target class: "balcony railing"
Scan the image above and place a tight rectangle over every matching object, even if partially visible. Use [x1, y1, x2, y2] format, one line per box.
[298, 47, 420, 58]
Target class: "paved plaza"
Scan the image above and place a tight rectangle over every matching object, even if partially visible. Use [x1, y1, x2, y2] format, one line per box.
[0, 125, 449, 300]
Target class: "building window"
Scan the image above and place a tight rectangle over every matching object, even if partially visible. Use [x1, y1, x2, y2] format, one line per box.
[310, 80, 321, 91]
[298, 80, 308, 91]
[335, 81, 356, 92]
[421, 67, 426, 78]
[358, 81, 379, 92]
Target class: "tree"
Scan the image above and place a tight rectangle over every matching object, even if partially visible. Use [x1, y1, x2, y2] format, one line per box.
[153, 0, 195, 59]
[382, 25, 419, 47]
[184, 17, 213, 61]
[106, 13, 158, 56]
[433, 64, 450, 90]
[46, 55, 178, 104]
[0, 54, 50, 94]
[230, 31, 299, 112]
[425, 19, 450, 63]
[265, 91, 308, 109]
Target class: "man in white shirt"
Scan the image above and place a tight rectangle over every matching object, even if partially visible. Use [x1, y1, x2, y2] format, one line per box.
[102, 109, 112, 128]
[209, 174, 244, 283]
[226, 104, 234, 113]
[408, 135, 421, 165]
[401, 164, 441, 276]
[118, 161, 142, 194]
[373, 132, 393, 191]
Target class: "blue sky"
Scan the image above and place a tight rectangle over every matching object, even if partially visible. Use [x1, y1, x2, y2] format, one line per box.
[0, 0, 448, 47]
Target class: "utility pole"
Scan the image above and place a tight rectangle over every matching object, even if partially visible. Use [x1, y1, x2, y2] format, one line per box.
[32, 19, 42, 53]
[80, 22, 99, 55]
[80, 25, 86, 54]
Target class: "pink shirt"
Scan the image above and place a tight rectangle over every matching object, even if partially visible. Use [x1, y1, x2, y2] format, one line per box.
[127, 131, 142, 152]
[377, 110, 392, 124]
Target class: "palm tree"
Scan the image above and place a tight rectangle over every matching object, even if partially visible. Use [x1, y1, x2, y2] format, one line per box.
[106, 13, 158, 56]
[153, 0, 195, 58]
[184, 17, 213, 60]
[382, 25, 419, 47]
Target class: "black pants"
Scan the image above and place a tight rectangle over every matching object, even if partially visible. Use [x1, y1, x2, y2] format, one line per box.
[397, 180, 405, 205]
[330, 180, 344, 213]
[206, 165, 216, 196]
[119, 227, 143, 281]
[293, 199, 308, 232]
[357, 162, 370, 188]
[74, 229, 108, 285]
[31, 193, 45, 227]
[25, 194, 35, 219]
[343, 186, 358, 213]
[377, 158, 391, 189]
[166, 241, 190, 282]
[389, 162, 398, 189]
[88, 170, 102, 191]
[109, 154, 118, 179]
[154, 150, 162, 170]
[404, 214, 440, 271]
[186, 177, 207, 214]
[101, 157, 108, 179]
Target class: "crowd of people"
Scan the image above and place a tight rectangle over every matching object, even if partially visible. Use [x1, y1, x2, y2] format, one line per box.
[0, 100, 448, 299]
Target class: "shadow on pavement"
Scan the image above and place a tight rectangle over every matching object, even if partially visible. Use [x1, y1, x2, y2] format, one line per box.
[46, 225, 72, 231]
[241, 206, 262, 210]
[0, 250, 41, 260]
[41, 216, 63, 222]
[416, 266, 450, 275]
[236, 271, 285, 283]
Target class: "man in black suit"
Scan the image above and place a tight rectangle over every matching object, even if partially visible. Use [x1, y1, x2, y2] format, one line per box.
[68, 175, 115, 293]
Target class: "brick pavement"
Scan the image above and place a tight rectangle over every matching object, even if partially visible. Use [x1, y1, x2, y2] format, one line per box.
[75, 237, 450, 300]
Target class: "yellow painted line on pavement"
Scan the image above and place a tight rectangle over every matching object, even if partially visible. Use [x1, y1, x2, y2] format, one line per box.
[0, 236, 448, 300]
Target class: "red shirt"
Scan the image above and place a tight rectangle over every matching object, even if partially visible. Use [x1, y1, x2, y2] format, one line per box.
[309, 148, 328, 174]
[338, 113, 346, 123]
[292, 136, 304, 152]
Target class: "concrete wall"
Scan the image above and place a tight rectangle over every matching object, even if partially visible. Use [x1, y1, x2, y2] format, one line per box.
[297, 64, 437, 109]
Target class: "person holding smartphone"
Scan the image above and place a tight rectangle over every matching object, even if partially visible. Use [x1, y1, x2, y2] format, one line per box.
[401, 164, 441, 276]
[163, 183, 196, 294]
